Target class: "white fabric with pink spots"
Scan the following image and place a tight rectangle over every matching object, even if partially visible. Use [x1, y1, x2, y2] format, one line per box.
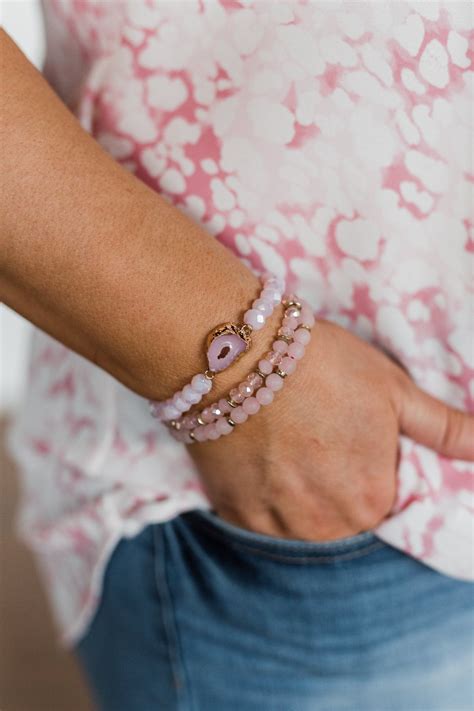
[8, 1, 473, 645]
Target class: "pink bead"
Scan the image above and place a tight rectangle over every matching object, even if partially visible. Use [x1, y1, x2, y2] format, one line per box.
[288, 342, 305, 360]
[162, 404, 181, 421]
[252, 298, 273, 317]
[149, 402, 163, 419]
[246, 372, 263, 389]
[294, 328, 311, 345]
[280, 356, 297, 375]
[257, 358, 273, 375]
[300, 307, 315, 327]
[278, 326, 294, 339]
[180, 415, 192, 429]
[282, 316, 298, 330]
[256, 387, 274, 406]
[266, 350, 282, 366]
[231, 406, 248, 424]
[206, 424, 220, 440]
[191, 373, 213, 394]
[242, 397, 260, 415]
[244, 309, 266, 330]
[261, 288, 281, 304]
[229, 387, 245, 404]
[172, 393, 189, 412]
[218, 398, 231, 414]
[193, 426, 208, 442]
[273, 340, 288, 355]
[210, 403, 223, 418]
[285, 305, 301, 319]
[201, 406, 216, 424]
[266, 373, 284, 392]
[182, 385, 202, 405]
[239, 381, 254, 398]
[216, 417, 233, 436]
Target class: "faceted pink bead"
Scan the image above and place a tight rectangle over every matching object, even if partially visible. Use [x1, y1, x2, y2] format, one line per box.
[191, 373, 213, 394]
[256, 387, 274, 406]
[244, 309, 266, 330]
[239, 381, 254, 398]
[294, 328, 311, 345]
[211, 403, 224, 418]
[257, 358, 273, 375]
[182, 385, 202, 405]
[180, 415, 192, 430]
[149, 402, 163, 419]
[193, 426, 208, 442]
[242, 397, 260, 415]
[206, 424, 220, 440]
[231, 406, 248, 424]
[300, 307, 315, 327]
[229, 387, 245, 404]
[201, 406, 216, 424]
[172, 393, 189, 412]
[252, 298, 273, 317]
[162, 403, 181, 421]
[266, 350, 282, 366]
[278, 325, 294, 339]
[246, 372, 263, 389]
[273, 340, 288, 355]
[261, 288, 281, 304]
[266, 373, 284, 392]
[216, 417, 233, 436]
[218, 398, 231, 414]
[280, 356, 297, 375]
[288, 342, 305, 360]
[282, 316, 298, 330]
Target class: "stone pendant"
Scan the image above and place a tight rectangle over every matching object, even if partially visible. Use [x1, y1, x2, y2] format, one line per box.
[206, 323, 251, 373]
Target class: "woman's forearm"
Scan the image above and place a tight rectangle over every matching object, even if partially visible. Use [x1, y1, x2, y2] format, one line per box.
[0, 30, 278, 401]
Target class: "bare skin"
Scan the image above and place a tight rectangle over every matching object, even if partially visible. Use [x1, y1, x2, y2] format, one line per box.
[1, 30, 473, 540]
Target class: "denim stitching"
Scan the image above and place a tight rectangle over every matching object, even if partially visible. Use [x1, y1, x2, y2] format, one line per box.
[186, 515, 386, 563]
[153, 525, 191, 710]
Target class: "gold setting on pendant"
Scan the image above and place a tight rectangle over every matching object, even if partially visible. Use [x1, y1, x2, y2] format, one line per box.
[206, 322, 252, 352]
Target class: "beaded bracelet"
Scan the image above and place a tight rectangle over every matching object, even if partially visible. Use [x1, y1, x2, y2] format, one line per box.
[168, 295, 315, 444]
[149, 273, 285, 422]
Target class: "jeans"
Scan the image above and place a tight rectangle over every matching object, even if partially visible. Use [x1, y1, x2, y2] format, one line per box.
[76, 509, 474, 710]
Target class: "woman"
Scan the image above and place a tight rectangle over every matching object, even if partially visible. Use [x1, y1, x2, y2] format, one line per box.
[2, 1, 473, 709]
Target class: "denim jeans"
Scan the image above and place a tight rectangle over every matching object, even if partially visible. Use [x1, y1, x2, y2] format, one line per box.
[76, 509, 474, 710]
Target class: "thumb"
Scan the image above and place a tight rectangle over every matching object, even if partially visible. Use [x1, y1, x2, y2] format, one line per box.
[398, 379, 474, 461]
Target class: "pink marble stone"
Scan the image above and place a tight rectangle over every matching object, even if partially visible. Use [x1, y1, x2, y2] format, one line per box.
[201, 406, 216, 424]
[172, 393, 189, 412]
[231, 406, 248, 424]
[280, 356, 297, 375]
[242, 397, 260, 415]
[206, 424, 220, 440]
[273, 340, 288, 355]
[193, 426, 208, 442]
[182, 385, 202, 405]
[207, 333, 247, 373]
[244, 309, 266, 330]
[191, 373, 212, 394]
[216, 417, 233, 435]
[162, 403, 181, 421]
[266, 373, 284, 392]
[300, 307, 315, 327]
[278, 326, 294, 339]
[252, 298, 273, 317]
[218, 398, 231, 414]
[261, 288, 281, 304]
[288, 342, 305, 360]
[256, 387, 274, 405]
[294, 328, 311, 345]
[258, 358, 273, 375]
[282, 316, 298, 330]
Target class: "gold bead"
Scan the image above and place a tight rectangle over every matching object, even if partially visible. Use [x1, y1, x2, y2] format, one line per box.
[275, 368, 287, 379]
[283, 298, 302, 309]
[189, 430, 196, 441]
[255, 368, 266, 379]
[204, 369, 216, 380]
[300, 324, 312, 332]
[226, 397, 238, 409]
[227, 417, 236, 427]
[278, 335, 293, 344]
[197, 415, 206, 426]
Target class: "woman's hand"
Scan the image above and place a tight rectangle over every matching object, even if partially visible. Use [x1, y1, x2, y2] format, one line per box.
[190, 318, 474, 540]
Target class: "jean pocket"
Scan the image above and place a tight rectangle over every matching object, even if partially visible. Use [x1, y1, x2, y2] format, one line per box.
[185, 508, 384, 563]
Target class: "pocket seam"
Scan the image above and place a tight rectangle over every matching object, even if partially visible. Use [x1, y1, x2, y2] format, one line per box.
[187, 515, 386, 564]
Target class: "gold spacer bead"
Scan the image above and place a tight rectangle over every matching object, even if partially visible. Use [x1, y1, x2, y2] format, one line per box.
[255, 368, 267, 379]
[188, 430, 197, 441]
[197, 415, 206, 426]
[241, 323, 253, 337]
[169, 420, 181, 430]
[226, 417, 236, 427]
[204, 369, 216, 380]
[226, 397, 239, 409]
[300, 324, 312, 332]
[278, 335, 293, 344]
[283, 298, 302, 309]
[275, 368, 287, 379]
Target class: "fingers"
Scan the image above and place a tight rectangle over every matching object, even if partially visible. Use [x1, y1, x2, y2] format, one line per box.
[398, 379, 474, 461]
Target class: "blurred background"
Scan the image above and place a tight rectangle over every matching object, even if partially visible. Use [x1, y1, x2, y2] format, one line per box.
[1, 2, 92, 708]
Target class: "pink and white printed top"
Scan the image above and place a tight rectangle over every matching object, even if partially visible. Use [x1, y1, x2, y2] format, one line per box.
[8, 0, 473, 646]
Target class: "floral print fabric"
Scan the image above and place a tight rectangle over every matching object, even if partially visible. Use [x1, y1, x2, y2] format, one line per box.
[8, 0, 473, 645]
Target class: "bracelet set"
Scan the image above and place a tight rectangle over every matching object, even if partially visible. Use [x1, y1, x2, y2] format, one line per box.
[149, 272, 314, 444]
